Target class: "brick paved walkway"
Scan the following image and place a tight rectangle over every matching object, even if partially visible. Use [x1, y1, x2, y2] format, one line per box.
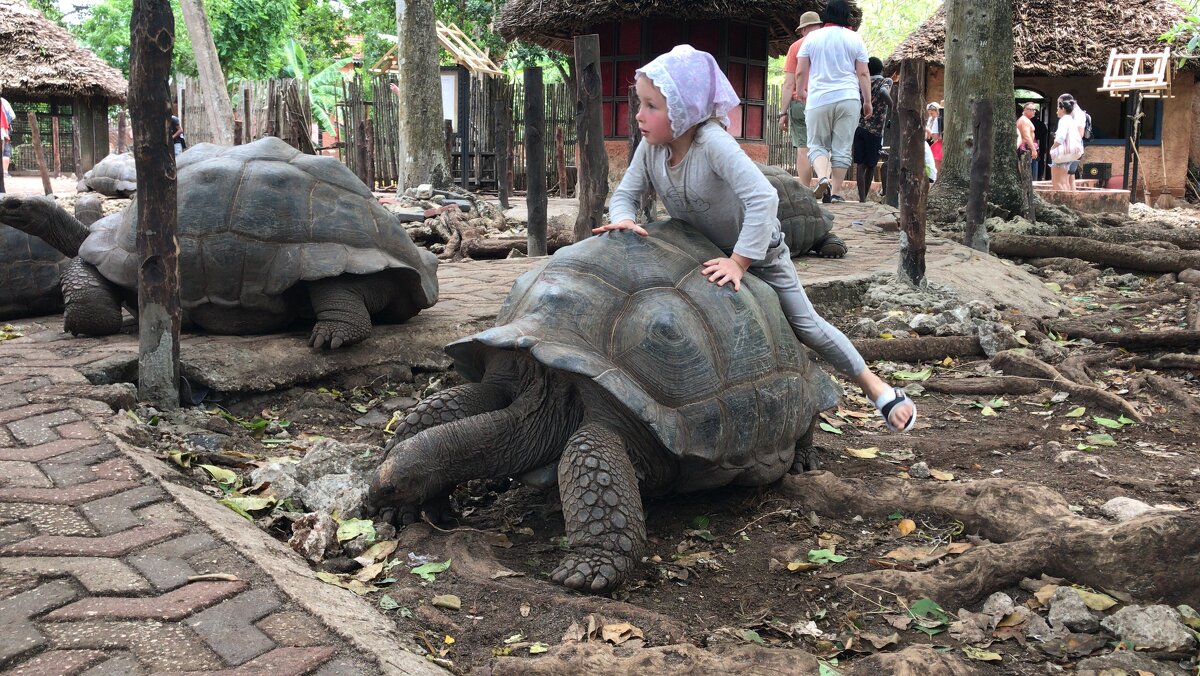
[0, 343, 384, 674]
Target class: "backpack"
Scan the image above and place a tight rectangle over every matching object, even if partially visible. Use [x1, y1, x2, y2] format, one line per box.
[1083, 112, 1093, 141]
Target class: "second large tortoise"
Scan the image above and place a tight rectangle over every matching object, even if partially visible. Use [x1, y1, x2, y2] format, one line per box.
[0, 137, 439, 348]
[758, 163, 845, 258]
[367, 219, 840, 593]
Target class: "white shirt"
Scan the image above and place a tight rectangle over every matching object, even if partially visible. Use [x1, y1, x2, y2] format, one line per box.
[798, 26, 868, 110]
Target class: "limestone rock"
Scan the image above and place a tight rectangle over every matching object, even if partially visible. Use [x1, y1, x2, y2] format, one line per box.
[298, 473, 369, 518]
[1099, 496, 1154, 522]
[288, 512, 340, 563]
[294, 438, 383, 485]
[1100, 605, 1197, 652]
[1047, 586, 1100, 633]
[908, 462, 931, 479]
[1177, 268, 1200, 285]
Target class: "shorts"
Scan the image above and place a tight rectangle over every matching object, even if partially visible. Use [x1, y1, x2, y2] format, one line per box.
[852, 127, 883, 167]
[788, 99, 807, 148]
[2, 141, 11, 158]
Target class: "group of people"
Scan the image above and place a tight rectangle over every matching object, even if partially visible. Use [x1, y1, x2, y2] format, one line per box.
[779, 3, 891, 204]
[596, 2, 918, 434]
[1016, 94, 1089, 191]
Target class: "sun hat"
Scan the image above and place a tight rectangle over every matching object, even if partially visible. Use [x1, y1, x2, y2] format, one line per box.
[926, 102, 942, 110]
[797, 11, 822, 30]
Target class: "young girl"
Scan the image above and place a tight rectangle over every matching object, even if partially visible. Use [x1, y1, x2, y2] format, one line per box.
[595, 45, 916, 433]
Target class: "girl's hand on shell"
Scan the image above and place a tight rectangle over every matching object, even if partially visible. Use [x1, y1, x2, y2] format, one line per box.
[702, 257, 744, 292]
[592, 220, 649, 237]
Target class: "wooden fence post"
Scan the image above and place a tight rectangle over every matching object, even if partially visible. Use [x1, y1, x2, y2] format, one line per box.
[897, 59, 927, 287]
[963, 99, 993, 252]
[365, 117, 376, 190]
[243, 86, 252, 141]
[27, 112, 53, 195]
[117, 110, 127, 153]
[131, 0, 180, 409]
[525, 67, 548, 257]
[555, 127, 568, 197]
[494, 79, 511, 209]
[51, 116, 62, 177]
[1017, 147, 1036, 222]
[573, 34, 607, 241]
[71, 110, 83, 178]
[883, 99, 901, 207]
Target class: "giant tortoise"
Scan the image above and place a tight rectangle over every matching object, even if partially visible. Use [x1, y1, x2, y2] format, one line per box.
[758, 163, 845, 258]
[77, 152, 137, 197]
[0, 137, 439, 348]
[367, 219, 840, 593]
[0, 195, 105, 321]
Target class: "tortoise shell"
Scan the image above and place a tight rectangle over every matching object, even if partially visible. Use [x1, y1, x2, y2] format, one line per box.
[0, 228, 67, 320]
[77, 137, 438, 316]
[80, 153, 137, 197]
[758, 162, 835, 255]
[447, 220, 840, 490]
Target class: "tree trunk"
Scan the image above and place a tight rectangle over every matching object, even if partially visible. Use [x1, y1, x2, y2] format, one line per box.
[897, 59, 927, 286]
[395, 0, 449, 189]
[177, 0, 233, 145]
[131, 0, 181, 410]
[928, 0, 1025, 224]
[524, 67, 548, 257]
[573, 34, 608, 242]
[963, 100, 993, 252]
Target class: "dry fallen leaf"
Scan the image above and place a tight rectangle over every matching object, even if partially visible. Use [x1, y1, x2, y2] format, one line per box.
[431, 594, 462, 611]
[601, 622, 644, 645]
[929, 469, 955, 481]
[1033, 584, 1059, 607]
[519, 601, 531, 617]
[187, 573, 240, 582]
[1073, 588, 1118, 611]
[897, 518, 917, 536]
[844, 446, 880, 459]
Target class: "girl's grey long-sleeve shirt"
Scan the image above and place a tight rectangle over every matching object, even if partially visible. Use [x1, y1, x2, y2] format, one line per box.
[608, 120, 780, 262]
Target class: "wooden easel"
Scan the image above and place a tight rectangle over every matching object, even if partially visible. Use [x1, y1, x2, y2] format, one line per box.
[1098, 48, 1172, 202]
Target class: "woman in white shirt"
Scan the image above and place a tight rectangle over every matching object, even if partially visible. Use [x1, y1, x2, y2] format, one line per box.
[925, 103, 943, 172]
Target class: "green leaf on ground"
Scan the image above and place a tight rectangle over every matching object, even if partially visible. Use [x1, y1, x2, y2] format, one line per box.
[692, 515, 711, 529]
[741, 629, 765, 644]
[379, 594, 400, 610]
[336, 518, 376, 543]
[909, 597, 950, 623]
[1065, 407, 1086, 417]
[1085, 434, 1117, 447]
[528, 642, 549, 654]
[218, 495, 274, 520]
[807, 549, 848, 565]
[411, 559, 452, 582]
[818, 660, 843, 676]
[819, 422, 843, 435]
[893, 368, 932, 381]
[1092, 416, 1126, 429]
[198, 464, 239, 487]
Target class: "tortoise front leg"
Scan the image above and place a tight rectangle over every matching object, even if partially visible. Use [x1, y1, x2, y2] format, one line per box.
[305, 278, 372, 349]
[62, 259, 123, 336]
[813, 233, 847, 258]
[551, 423, 646, 594]
[385, 383, 513, 449]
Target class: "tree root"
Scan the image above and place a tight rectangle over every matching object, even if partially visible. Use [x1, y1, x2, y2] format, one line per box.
[778, 471, 1200, 609]
[991, 350, 1143, 421]
[459, 229, 575, 259]
[1123, 353, 1200, 370]
[1188, 295, 1200, 331]
[852, 336, 983, 363]
[1028, 257, 1094, 275]
[393, 524, 688, 641]
[1043, 324, 1200, 352]
[922, 377, 1040, 396]
[1142, 374, 1200, 418]
[1056, 350, 1118, 386]
[991, 233, 1200, 273]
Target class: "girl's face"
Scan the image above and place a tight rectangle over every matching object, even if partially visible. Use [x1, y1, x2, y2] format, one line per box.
[635, 76, 674, 145]
[927, 107, 938, 117]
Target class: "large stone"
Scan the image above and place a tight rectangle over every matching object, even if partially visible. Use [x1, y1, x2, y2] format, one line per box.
[249, 462, 300, 501]
[288, 512, 339, 563]
[1177, 268, 1200, 285]
[1100, 605, 1197, 652]
[298, 474, 369, 518]
[1077, 650, 1188, 675]
[1099, 496, 1154, 522]
[1047, 586, 1100, 633]
[294, 439, 384, 486]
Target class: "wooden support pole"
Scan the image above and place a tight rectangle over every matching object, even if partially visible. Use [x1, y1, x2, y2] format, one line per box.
[242, 86, 252, 141]
[356, 118, 370, 186]
[963, 99, 993, 252]
[884, 95, 901, 208]
[27, 111, 53, 195]
[51, 116, 62, 177]
[71, 109, 83, 178]
[494, 80, 511, 209]
[365, 117, 376, 191]
[573, 34, 608, 242]
[444, 120, 455, 182]
[1017, 147, 1036, 222]
[131, 0, 181, 409]
[524, 67, 548, 257]
[116, 110, 127, 153]
[234, 119, 243, 145]
[897, 59, 927, 286]
[555, 126, 568, 197]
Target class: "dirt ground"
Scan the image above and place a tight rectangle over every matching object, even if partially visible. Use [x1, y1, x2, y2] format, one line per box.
[108, 206, 1200, 675]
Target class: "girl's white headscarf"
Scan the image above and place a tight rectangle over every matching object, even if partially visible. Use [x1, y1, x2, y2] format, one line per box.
[636, 45, 741, 140]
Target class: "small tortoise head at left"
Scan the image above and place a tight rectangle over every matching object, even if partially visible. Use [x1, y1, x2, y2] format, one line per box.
[366, 220, 841, 594]
[0, 137, 439, 349]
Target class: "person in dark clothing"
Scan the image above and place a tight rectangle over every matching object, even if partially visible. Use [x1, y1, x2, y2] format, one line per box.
[851, 57, 892, 202]
[170, 115, 186, 155]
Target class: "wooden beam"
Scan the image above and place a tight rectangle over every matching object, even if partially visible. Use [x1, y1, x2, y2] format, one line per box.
[897, 59, 927, 286]
[26, 111, 53, 195]
[525, 67, 548, 257]
[51, 116, 61, 177]
[130, 0, 181, 409]
[573, 34, 608, 242]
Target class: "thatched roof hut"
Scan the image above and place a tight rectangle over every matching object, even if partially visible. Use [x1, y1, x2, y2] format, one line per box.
[497, 0, 858, 58]
[0, 0, 127, 101]
[887, 0, 1189, 76]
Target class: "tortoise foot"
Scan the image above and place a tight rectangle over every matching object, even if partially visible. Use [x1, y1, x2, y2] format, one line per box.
[551, 546, 635, 594]
[309, 318, 369, 350]
[816, 234, 847, 259]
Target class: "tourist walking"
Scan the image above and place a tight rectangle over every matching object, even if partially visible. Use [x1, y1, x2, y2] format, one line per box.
[1058, 93, 1088, 190]
[851, 57, 892, 202]
[780, 11, 824, 187]
[1016, 102, 1039, 178]
[925, 102, 943, 172]
[794, 0, 871, 204]
[1050, 98, 1084, 192]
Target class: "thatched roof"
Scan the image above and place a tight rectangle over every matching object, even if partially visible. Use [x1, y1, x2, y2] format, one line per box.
[887, 0, 1190, 77]
[0, 0, 127, 102]
[497, 0, 860, 58]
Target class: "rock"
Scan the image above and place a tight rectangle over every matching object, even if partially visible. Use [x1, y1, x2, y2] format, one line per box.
[390, 207, 427, 223]
[1033, 340, 1068, 363]
[1101, 605, 1197, 652]
[1178, 268, 1200, 285]
[1047, 586, 1100, 633]
[341, 534, 376, 559]
[381, 396, 418, 412]
[976, 323, 1020, 357]
[908, 462, 931, 479]
[1054, 449, 1102, 466]
[981, 592, 1015, 619]
[1158, 272, 1178, 284]
[1020, 608, 1058, 641]
[875, 316, 913, 337]
[1077, 650, 1188, 675]
[415, 184, 434, 199]
[1102, 272, 1142, 290]
[288, 512, 340, 563]
[249, 462, 300, 501]
[1099, 496, 1154, 522]
[298, 473, 369, 518]
[907, 313, 944, 335]
[186, 432, 233, 454]
[294, 438, 384, 485]
[447, 199, 473, 212]
[354, 409, 391, 427]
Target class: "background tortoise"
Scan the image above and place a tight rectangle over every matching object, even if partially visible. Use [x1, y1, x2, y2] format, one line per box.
[368, 219, 840, 593]
[0, 195, 104, 321]
[77, 152, 137, 197]
[758, 163, 845, 258]
[0, 137, 439, 348]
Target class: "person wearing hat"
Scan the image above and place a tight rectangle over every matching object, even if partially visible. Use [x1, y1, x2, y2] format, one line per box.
[779, 11, 824, 187]
[925, 102, 943, 171]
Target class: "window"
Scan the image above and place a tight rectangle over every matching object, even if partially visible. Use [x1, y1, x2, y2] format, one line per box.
[598, 21, 643, 138]
[725, 23, 768, 140]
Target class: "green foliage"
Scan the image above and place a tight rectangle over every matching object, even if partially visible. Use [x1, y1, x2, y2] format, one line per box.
[209, 0, 298, 80]
[72, 0, 197, 77]
[279, 38, 352, 132]
[857, 0, 942, 59]
[26, 0, 64, 24]
[292, 0, 351, 73]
